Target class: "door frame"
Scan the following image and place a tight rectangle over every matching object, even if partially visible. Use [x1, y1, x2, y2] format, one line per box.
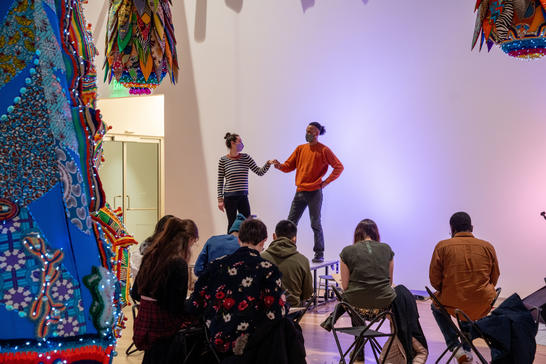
[102, 133, 165, 222]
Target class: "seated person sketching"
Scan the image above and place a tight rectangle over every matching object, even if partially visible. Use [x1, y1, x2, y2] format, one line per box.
[321, 219, 397, 361]
[340, 218, 396, 313]
[261, 220, 313, 307]
[131, 218, 199, 364]
[429, 212, 500, 364]
[322, 219, 428, 363]
[194, 213, 245, 276]
[187, 218, 286, 357]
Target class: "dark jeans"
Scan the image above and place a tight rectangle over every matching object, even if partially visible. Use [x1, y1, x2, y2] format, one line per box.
[287, 189, 324, 254]
[431, 303, 471, 351]
[224, 195, 250, 233]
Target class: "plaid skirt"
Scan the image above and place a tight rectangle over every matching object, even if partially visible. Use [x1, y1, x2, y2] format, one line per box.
[133, 298, 189, 351]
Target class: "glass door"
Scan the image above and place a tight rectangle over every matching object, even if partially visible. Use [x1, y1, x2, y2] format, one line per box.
[100, 136, 163, 243]
[125, 141, 159, 243]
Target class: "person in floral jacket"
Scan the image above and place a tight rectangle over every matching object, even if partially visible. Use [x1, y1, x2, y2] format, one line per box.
[187, 218, 286, 356]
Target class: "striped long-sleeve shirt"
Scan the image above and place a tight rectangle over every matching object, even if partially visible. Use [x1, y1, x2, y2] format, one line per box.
[217, 153, 270, 199]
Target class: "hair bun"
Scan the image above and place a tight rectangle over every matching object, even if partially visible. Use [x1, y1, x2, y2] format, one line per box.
[309, 122, 326, 135]
[224, 132, 232, 140]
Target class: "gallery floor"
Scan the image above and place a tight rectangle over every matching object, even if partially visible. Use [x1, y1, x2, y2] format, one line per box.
[112, 299, 546, 363]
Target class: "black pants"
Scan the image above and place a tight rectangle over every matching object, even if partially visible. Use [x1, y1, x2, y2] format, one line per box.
[224, 195, 251, 233]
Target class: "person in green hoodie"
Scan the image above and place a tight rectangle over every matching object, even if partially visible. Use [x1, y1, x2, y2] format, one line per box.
[261, 220, 313, 307]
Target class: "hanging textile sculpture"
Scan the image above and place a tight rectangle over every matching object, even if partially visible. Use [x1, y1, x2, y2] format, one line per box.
[92, 205, 137, 310]
[0, 0, 125, 362]
[472, 0, 546, 58]
[104, 0, 179, 95]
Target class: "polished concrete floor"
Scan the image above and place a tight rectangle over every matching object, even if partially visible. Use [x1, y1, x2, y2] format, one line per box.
[113, 300, 546, 364]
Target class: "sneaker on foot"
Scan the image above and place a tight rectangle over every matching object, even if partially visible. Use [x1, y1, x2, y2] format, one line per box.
[312, 253, 324, 263]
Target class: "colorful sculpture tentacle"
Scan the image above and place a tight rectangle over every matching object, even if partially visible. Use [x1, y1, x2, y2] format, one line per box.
[472, 0, 546, 58]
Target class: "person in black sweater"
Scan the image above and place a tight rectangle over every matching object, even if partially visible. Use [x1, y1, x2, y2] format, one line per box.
[131, 217, 199, 364]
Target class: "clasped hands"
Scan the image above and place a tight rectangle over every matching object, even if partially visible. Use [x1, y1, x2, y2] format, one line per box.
[268, 159, 281, 168]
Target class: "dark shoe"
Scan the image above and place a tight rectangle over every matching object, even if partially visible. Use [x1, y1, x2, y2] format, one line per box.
[312, 253, 324, 263]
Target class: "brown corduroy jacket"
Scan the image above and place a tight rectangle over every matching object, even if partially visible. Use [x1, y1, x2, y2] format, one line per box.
[429, 232, 500, 321]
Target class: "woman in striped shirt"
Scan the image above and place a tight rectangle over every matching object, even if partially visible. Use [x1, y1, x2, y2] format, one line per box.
[218, 132, 273, 232]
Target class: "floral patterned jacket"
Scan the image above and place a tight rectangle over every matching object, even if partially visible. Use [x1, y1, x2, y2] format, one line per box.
[187, 246, 285, 354]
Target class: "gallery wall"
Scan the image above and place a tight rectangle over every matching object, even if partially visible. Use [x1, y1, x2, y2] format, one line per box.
[87, 0, 546, 297]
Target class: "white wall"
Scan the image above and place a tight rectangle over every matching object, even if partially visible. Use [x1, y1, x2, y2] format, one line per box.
[86, 0, 546, 297]
[97, 95, 164, 136]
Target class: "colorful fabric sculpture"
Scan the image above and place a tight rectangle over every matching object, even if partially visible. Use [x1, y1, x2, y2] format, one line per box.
[0, 0, 125, 362]
[104, 0, 179, 95]
[92, 205, 137, 309]
[472, 0, 546, 58]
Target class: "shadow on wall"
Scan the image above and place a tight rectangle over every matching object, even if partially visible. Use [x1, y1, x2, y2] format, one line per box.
[301, 0, 369, 12]
[195, 0, 207, 42]
[301, 0, 315, 12]
[154, 2, 215, 246]
[225, 0, 243, 13]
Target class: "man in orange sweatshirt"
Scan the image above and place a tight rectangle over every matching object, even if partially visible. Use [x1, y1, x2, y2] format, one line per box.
[274, 122, 344, 263]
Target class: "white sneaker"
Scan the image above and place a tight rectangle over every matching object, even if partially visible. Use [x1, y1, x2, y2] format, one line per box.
[453, 348, 473, 363]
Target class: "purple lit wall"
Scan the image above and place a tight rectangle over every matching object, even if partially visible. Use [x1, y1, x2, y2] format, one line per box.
[89, 0, 546, 297]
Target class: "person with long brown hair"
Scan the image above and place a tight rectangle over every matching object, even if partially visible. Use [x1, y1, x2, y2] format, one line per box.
[130, 215, 175, 278]
[131, 217, 199, 364]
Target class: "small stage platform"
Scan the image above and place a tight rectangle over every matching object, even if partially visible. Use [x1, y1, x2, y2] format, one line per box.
[310, 260, 339, 307]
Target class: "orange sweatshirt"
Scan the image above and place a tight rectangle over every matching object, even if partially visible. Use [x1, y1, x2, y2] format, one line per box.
[278, 142, 344, 191]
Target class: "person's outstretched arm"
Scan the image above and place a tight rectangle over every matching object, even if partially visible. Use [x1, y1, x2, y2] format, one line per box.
[275, 147, 299, 173]
[246, 154, 271, 176]
[321, 147, 344, 188]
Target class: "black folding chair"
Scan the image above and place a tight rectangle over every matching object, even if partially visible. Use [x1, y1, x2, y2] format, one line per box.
[289, 294, 316, 324]
[522, 284, 546, 326]
[454, 297, 542, 364]
[175, 324, 221, 364]
[330, 287, 396, 364]
[126, 300, 141, 356]
[426, 286, 491, 364]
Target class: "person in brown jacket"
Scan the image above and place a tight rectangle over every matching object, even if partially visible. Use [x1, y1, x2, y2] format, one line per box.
[429, 211, 500, 363]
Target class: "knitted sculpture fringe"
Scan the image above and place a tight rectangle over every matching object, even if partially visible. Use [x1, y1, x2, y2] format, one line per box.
[104, 0, 179, 94]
